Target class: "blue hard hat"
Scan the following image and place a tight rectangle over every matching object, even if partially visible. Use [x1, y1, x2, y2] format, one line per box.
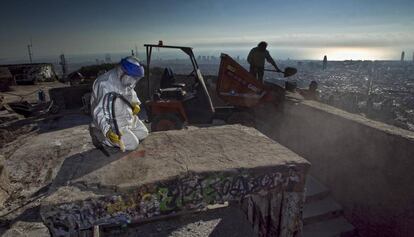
[120, 56, 144, 77]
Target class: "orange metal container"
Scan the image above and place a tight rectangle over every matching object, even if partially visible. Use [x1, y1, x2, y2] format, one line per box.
[216, 53, 278, 108]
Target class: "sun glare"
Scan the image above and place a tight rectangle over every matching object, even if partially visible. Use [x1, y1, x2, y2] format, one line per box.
[323, 47, 393, 61]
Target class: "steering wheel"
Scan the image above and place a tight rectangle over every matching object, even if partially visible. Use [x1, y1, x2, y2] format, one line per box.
[186, 70, 199, 91]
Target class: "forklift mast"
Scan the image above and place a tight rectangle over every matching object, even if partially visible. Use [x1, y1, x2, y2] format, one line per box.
[144, 43, 215, 124]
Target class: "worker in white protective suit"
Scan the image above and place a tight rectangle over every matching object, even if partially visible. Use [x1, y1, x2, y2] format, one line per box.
[89, 56, 149, 152]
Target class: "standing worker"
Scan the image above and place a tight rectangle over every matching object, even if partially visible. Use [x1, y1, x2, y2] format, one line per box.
[247, 41, 282, 82]
[90, 56, 149, 152]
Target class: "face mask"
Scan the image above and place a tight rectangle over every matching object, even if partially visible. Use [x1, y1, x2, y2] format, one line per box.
[120, 74, 138, 87]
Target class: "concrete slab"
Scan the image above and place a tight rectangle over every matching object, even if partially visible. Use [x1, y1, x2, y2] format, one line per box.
[4, 124, 92, 197]
[40, 125, 310, 236]
[59, 125, 309, 192]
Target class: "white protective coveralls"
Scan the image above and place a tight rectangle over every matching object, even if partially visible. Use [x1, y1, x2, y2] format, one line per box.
[90, 66, 149, 151]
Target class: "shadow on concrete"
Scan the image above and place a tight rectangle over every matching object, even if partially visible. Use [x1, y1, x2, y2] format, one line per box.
[0, 148, 126, 236]
[0, 189, 48, 236]
[29, 184, 52, 198]
[102, 206, 255, 237]
[37, 113, 91, 134]
[13, 205, 42, 223]
[0, 205, 43, 236]
[51, 147, 125, 189]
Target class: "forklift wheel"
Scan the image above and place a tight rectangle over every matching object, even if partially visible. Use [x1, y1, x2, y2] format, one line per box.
[151, 113, 184, 132]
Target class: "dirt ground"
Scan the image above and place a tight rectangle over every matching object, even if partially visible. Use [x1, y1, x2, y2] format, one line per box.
[0, 83, 87, 236]
[0, 114, 92, 236]
[0, 82, 69, 148]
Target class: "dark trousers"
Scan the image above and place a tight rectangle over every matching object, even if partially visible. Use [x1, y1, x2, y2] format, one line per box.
[249, 65, 264, 83]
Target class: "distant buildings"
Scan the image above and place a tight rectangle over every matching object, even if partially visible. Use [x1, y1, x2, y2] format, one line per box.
[197, 55, 220, 63]
[0, 67, 13, 92]
[294, 60, 414, 131]
[323, 55, 328, 70]
[59, 54, 67, 79]
[27, 41, 33, 63]
[105, 54, 112, 63]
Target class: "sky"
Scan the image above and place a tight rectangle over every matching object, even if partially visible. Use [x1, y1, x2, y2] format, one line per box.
[1, 0, 413, 63]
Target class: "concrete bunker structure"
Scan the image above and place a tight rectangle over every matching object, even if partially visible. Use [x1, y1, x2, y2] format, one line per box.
[40, 125, 310, 236]
[3, 75, 414, 236]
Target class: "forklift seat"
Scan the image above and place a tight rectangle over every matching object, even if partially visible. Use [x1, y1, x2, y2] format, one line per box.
[160, 68, 186, 89]
[154, 87, 187, 101]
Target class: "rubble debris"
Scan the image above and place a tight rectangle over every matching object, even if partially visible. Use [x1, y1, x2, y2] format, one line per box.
[0, 123, 35, 149]
[0, 109, 21, 123]
[2, 63, 58, 84]
[0, 67, 14, 92]
[7, 101, 54, 118]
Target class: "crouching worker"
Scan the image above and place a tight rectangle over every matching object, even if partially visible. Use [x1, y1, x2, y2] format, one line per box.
[89, 56, 149, 152]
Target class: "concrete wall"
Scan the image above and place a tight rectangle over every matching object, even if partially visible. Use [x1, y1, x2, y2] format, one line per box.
[260, 99, 414, 237]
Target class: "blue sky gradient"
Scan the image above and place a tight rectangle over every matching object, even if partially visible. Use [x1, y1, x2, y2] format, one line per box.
[1, 0, 413, 61]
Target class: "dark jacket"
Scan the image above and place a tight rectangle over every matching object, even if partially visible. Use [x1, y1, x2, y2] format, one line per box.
[247, 47, 276, 68]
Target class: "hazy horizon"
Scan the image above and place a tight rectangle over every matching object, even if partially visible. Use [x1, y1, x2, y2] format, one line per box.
[1, 0, 413, 63]
[1, 47, 412, 66]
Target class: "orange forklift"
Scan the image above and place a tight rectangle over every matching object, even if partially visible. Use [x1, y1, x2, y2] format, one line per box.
[144, 42, 296, 131]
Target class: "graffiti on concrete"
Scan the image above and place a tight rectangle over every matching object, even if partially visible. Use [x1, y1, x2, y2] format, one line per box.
[156, 170, 301, 212]
[42, 168, 303, 236]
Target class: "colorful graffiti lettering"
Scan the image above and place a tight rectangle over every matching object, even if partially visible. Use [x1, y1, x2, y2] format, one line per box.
[42, 168, 302, 236]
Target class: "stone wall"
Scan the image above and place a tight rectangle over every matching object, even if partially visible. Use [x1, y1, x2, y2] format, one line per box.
[260, 99, 414, 237]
